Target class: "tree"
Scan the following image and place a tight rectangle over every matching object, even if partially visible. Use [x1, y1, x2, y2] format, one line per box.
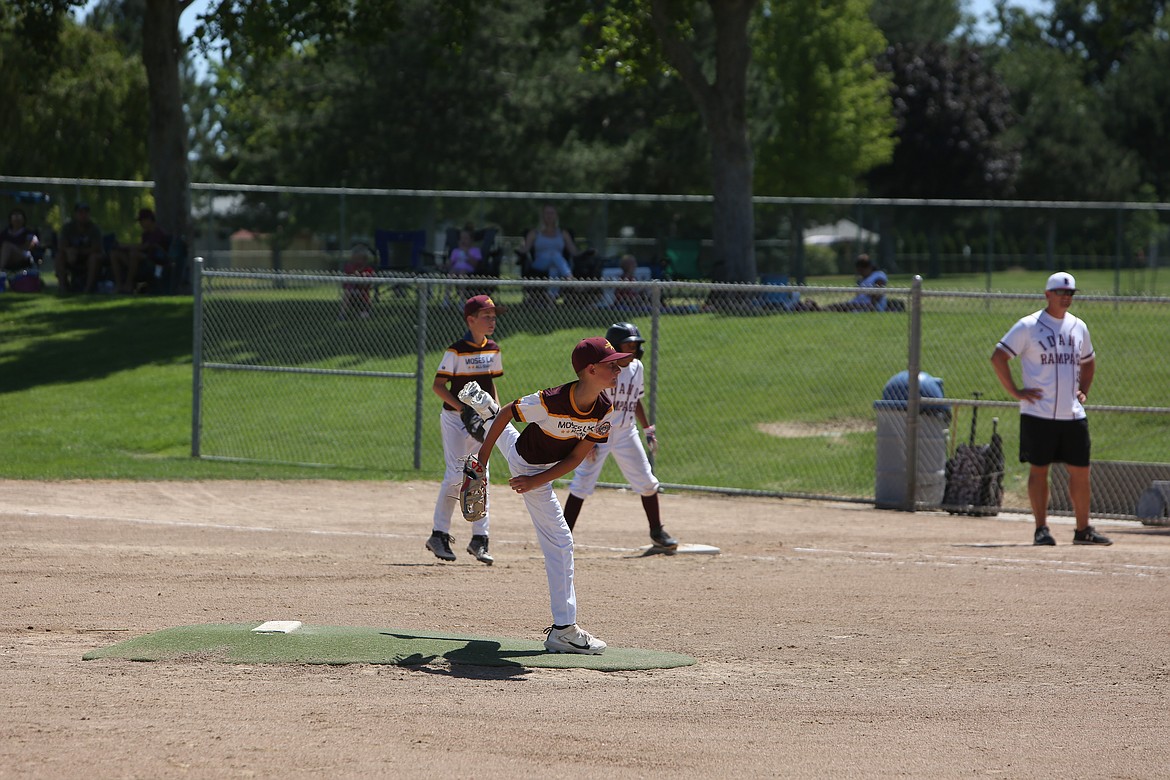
[1104, 28, 1170, 199]
[141, 0, 191, 244]
[752, 0, 895, 197]
[1047, 0, 1167, 84]
[869, 0, 961, 45]
[8, 0, 193, 243]
[0, 13, 149, 184]
[865, 41, 1019, 199]
[584, 0, 759, 282]
[996, 36, 1139, 201]
[201, 0, 711, 244]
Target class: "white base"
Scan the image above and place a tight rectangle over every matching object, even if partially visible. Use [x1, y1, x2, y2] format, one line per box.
[252, 620, 303, 634]
[638, 543, 721, 556]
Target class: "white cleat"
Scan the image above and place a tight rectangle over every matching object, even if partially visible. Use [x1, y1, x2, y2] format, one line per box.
[458, 381, 499, 423]
[543, 624, 607, 655]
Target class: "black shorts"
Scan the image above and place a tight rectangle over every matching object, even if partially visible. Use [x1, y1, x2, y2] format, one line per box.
[1019, 415, 1091, 468]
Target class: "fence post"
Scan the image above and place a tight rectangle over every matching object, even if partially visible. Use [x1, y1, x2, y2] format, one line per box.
[190, 257, 204, 458]
[414, 280, 429, 470]
[902, 275, 924, 511]
[1114, 208, 1124, 297]
[985, 209, 995, 293]
[647, 281, 662, 467]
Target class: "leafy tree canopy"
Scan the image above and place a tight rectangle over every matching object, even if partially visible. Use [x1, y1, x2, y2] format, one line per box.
[865, 41, 1019, 199]
[869, 0, 962, 45]
[753, 0, 895, 197]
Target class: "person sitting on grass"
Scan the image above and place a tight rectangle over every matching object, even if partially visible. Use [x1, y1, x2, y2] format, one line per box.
[826, 254, 888, 312]
[110, 208, 171, 294]
[55, 203, 105, 294]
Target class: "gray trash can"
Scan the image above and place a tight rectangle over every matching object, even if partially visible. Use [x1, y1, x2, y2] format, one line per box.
[874, 371, 950, 508]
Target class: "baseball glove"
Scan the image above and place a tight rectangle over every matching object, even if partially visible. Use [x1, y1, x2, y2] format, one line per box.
[459, 455, 487, 522]
[457, 381, 499, 424]
[461, 406, 487, 442]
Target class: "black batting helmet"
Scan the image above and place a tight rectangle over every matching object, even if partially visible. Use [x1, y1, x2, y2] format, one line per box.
[605, 322, 645, 359]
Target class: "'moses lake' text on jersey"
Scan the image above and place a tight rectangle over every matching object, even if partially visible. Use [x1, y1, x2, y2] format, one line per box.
[435, 335, 503, 411]
[511, 382, 614, 465]
[996, 310, 1094, 420]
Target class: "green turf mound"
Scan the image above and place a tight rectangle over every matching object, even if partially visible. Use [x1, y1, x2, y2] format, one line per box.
[82, 623, 696, 671]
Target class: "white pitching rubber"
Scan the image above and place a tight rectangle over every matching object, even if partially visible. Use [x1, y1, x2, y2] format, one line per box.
[252, 620, 303, 634]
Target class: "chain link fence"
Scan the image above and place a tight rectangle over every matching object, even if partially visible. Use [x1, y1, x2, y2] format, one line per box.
[193, 261, 1170, 520]
[6, 176, 1170, 297]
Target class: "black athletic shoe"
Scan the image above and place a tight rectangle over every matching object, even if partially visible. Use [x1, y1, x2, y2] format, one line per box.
[650, 526, 679, 549]
[466, 535, 494, 565]
[1033, 526, 1056, 546]
[425, 531, 456, 561]
[1073, 525, 1113, 546]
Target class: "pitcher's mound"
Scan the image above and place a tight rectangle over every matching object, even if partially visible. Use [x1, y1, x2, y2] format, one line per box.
[82, 623, 696, 671]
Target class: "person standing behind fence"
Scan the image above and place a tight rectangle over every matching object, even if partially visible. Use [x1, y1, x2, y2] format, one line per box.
[563, 322, 678, 551]
[340, 242, 376, 319]
[426, 295, 504, 564]
[991, 272, 1111, 546]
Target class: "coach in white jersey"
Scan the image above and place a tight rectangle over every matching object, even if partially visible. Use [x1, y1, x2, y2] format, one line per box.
[563, 323, 679, 550]
[991, 272, 1111, 546]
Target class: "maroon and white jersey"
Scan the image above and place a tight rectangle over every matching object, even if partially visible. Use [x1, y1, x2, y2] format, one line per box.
[435, 334, 502, 411]
[512, 382, 615, 465]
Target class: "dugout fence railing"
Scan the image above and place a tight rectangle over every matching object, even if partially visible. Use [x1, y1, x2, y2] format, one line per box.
[192, 259, 1170, 521]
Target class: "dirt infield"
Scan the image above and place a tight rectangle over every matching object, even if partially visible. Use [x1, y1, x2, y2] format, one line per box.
[3, 480, 1169, 778]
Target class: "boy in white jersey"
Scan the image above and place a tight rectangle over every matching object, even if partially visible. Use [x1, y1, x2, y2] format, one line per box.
[463, 336, 630, 653]
[563, 322, 679, 550]
[991, 272, 1111, 546]
[426, 295, 503, 564]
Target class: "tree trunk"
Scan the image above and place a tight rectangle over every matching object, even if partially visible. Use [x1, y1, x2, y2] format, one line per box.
[142, 0, 191, 245]
[651, 0, 758, 283]
[708, 111, 755, 283]
[707, 0, 756, 283]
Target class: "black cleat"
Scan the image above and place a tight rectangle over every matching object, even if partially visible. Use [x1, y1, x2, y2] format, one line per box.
[425, 531, 456, 561]
[1033, 526, 1056, 546]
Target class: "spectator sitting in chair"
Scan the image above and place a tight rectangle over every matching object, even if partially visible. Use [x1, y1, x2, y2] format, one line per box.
[110, 208, 171, 294]
[54, 202, 105, 294]
[519, 204, 585, 301]
[1, 208, 40, 273]
[613, 253, 647, 309]
[826, 254, 888, 312]
[448, 226, 483, 276]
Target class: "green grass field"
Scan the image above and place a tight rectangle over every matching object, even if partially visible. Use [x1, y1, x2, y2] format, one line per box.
[2, 268, 1166, 498]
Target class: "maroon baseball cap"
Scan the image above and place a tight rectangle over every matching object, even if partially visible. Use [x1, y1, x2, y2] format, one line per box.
[137, 208, 156, 222]
[463, 294, 503, 318]
[572, 336, 632, 374]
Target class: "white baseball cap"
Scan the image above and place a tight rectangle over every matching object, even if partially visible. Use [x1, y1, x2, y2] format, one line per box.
[1045, 272, 1077, 292]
